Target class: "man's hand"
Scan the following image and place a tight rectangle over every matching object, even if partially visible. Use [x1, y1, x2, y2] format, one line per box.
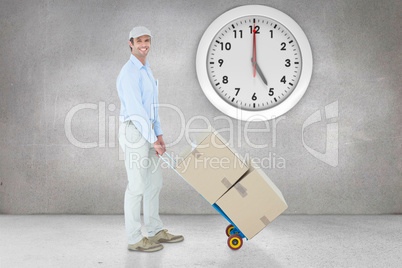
[154, 135, 166, 156]
[157, 135, 166, 151]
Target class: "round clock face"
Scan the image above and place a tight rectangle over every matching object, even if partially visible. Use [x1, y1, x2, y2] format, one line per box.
[196, 5, 313, 121]
[207, 16, 302, 111]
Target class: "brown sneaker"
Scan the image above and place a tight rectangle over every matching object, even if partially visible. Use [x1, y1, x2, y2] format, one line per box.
[127, 237, 163, 252]
[149, 229, 184, 243]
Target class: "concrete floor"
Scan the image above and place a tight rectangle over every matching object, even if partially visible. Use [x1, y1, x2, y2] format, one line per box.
[0, 215, 400, 268]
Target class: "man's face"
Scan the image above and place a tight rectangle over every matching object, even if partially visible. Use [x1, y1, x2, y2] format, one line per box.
[130, 35, 151, 59]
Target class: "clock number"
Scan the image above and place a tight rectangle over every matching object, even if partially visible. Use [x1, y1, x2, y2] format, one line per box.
[269, 88, 274, 96]
[269, 30, 274, 38]
[249, 25, 260, 34]
[218, 59, 224, 67]
[252, 93, 257, 101]
[280, 76, 286, 84]
[222, 76, 228, 84]
[281, 42, 286, 51]
[233, 30, 243, 38]
[285, 59, 291, 67]
[220, 42, 231, 50]
[235, 88, 240, 96]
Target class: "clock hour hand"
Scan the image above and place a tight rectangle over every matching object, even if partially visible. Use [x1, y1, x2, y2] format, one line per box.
[251, 58, 268, 86]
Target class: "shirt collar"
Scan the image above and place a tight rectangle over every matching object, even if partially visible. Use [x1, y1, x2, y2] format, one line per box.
[130, 54, 149, 70]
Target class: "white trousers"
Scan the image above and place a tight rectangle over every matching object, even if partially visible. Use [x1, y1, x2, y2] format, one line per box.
[118, 121, 164, 245]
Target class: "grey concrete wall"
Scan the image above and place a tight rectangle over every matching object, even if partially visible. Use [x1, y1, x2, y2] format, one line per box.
[0, 0, 401, 214]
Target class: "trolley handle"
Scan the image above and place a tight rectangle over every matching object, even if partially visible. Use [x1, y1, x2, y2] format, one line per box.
[158, 152, 189, 183]
[158, 152, 176, 169]
[159, 152, 176, 164]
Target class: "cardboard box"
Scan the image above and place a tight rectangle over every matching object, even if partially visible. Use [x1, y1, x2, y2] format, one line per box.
[175, 126, 248, 204]
[216, 160, 288, 239]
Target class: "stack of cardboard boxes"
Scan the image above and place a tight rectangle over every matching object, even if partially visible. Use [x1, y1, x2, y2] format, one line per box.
[174, 126, 288, 239]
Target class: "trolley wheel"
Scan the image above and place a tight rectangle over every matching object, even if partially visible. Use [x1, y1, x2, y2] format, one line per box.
[227, 234, 243, 250]
[225, 224, 235, 237]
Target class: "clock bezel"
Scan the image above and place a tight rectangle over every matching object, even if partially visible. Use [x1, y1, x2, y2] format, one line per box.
[196, 5, 313, 121]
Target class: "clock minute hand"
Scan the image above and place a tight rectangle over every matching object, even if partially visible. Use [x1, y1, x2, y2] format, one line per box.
[251, 21, 267, 85]
[252, 21, 256, 77]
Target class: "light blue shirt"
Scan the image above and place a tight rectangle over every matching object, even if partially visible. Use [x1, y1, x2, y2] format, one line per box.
[116, 54, 162, 144]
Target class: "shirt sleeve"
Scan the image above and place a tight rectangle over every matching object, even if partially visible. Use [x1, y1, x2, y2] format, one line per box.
[118, 72, 158, 144]
[154, 111, 163, 137]
[153, 80, 163, 137]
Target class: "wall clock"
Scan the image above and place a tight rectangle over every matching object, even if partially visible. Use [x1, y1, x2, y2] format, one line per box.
[196, 5, 313, 121]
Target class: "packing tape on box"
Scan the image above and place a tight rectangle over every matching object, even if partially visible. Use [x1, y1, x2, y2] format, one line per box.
[260, 216, 271, 225]
[234, 183, 247, 198]
[192, 149, 202, 159]
[221, 177, 232, 189]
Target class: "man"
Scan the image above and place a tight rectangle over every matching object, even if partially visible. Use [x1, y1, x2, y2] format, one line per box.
[116, 26, 184, 252]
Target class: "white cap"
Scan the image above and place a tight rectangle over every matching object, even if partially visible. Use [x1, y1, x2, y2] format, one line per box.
[129, 26, 152, 39]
